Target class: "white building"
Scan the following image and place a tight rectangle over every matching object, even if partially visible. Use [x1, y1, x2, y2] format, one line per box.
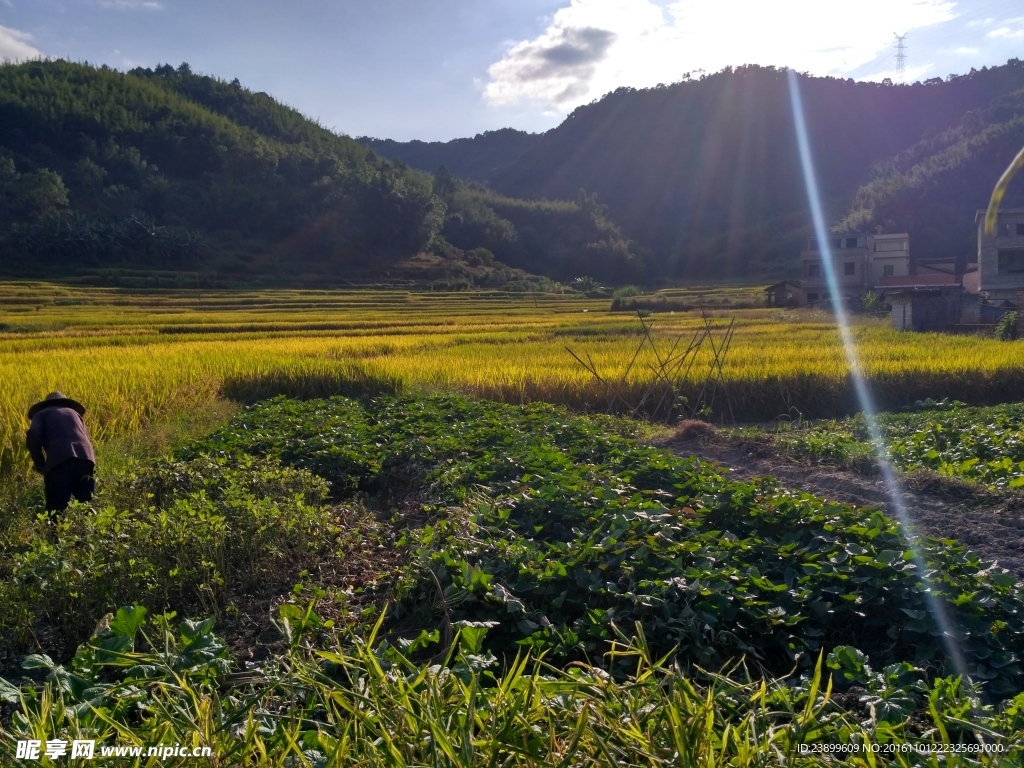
[976, 208, 1024, 301]
[798, 232, 910, 305]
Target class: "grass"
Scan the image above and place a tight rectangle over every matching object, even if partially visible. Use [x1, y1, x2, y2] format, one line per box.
[3, 606, 1022, 767]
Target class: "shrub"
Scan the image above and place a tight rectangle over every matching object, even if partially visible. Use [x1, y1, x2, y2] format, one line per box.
[465, 247, 495, 267]
[995, 311, 1018, 341]
[857, 290, 889, 316]
[0, 455, 331, 652]
[612, 284, 642, 298]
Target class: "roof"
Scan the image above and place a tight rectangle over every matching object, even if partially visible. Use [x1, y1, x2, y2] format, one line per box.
[877, 274, 960, 289]
[764, 280, 802, 291]
[976, 208, 1024, 223]
[887, 286, 964, 298]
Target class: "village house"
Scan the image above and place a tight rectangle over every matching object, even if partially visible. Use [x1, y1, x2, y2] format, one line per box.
[877, 209, 1024, 332]
[875, 250, 966, 332]
[888, 286, 969, 332]
[770, 215, 1019, 332]
[779, 232, 910, 306]
[764, 280, 804, 307]
[975, 207, 1024, 301]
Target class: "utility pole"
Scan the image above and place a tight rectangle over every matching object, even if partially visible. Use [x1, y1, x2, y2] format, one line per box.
[894, 33, 907, 85]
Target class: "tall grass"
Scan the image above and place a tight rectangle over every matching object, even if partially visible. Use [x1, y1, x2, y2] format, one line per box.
[3, 609, 1021, 767]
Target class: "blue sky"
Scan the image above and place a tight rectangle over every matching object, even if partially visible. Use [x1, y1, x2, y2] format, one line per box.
[1, 0, 1022, 141]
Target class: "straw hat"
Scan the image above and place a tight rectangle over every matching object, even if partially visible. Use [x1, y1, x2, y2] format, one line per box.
[27, 391, 87, 419]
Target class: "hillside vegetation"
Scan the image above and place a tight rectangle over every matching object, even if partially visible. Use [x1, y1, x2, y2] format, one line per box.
[7, 59, 1024, 286]
[0, 61, 638, 285]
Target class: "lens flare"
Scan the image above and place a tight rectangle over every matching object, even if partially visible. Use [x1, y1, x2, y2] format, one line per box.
[786, 70, 972, 685]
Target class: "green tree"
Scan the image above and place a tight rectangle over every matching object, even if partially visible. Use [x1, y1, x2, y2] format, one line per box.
[14, 170, 68, 218]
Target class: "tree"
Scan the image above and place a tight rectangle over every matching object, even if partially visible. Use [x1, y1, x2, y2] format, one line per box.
[432, 165, 457, 199]
[14, 169, 68, 218]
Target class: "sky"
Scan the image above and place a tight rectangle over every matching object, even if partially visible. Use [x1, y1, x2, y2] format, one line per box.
[1, 0, 1022, 142]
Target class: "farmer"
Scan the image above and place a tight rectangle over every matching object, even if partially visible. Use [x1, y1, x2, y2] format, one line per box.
[25, 391, 96, 512]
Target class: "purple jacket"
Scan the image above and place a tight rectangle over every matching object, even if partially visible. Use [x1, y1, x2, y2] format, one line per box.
[25, 405, 96, 474]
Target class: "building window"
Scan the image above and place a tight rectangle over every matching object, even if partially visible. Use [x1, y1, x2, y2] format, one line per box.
[845, 237, 858, 248]
[883, 264, 894, 277]
[844, 261, 856, 276]
[807, 292, 819, 303]
[998, 249, 1024, 273]
[875, 240, 906, 252]
[806, 263, 820, 277]
[1017, 223, 1024, 236]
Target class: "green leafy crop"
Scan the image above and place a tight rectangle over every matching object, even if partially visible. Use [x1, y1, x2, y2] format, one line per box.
[780, 402, 1024, 489]
[192, 395, 1024, 697]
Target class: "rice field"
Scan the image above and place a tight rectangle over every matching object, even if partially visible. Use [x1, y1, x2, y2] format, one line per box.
[4, 280, 1024, 479]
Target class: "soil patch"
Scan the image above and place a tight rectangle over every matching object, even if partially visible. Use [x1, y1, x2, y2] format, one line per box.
[662, 433, 1024, 580]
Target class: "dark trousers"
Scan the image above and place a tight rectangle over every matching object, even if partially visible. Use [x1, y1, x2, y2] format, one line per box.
[44, 458, 95, 512]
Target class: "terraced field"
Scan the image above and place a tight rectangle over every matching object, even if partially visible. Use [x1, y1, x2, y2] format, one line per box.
[5, 281, 1024, 480]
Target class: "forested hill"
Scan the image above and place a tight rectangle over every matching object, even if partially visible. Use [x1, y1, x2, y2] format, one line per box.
[0, 61, 640, 285]
[489, 61, 1024, 279]
[358, 129, 541, 184]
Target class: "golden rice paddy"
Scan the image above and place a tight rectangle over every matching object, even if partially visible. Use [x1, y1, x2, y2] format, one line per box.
[3, 281, 1023, 478]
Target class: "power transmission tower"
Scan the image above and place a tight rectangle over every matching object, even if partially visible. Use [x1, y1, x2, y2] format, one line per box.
[894, 33, 907, 85]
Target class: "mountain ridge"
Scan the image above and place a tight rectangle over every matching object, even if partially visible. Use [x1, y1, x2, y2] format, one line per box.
[489, 61, 1024, 278]
[375, 61, 1024, 279]
[357, 129, 542, 184]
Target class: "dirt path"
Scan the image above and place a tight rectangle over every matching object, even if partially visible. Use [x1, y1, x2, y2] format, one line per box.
[665, 436, 1024, 580]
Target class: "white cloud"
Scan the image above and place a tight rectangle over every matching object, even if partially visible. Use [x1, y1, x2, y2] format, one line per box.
[484, 0, 957, 108]
[869, 63, 934, 83]
[953, 46, 979, 55]
[988, 19, 1024, 39]
[0, 24, 42, 61]
[485, 24, 619, 106]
